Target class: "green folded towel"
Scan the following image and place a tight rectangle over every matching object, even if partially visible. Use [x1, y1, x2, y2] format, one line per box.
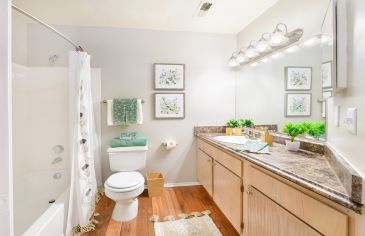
[236, 140, 270, 154]
[113, 98, 137, 125]
[111, 136, 147, 148]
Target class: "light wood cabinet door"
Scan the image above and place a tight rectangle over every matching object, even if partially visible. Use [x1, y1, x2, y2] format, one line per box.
[247, 186, 321, 236]
[197, 149, 213, 196]
[213, 162, 242, 233]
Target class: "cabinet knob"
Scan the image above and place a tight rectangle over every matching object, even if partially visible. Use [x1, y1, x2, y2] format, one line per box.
[246, 186, 253, 195]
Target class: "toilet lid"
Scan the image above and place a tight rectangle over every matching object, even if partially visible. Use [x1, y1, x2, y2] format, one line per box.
[106, 172, 144, 189]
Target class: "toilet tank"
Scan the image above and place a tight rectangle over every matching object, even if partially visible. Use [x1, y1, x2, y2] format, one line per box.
[107, 146, 148, 172]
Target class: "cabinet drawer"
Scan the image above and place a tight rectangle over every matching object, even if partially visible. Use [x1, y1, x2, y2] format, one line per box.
[197, 139, 216, 157]
[248, 165, 348, 236]
[198, 138, 242, 177]
[214, 149, 242, 177]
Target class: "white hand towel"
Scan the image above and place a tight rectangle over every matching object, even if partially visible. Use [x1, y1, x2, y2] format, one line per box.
[106, 99, 114, 126]
[136, 98, 143, 124]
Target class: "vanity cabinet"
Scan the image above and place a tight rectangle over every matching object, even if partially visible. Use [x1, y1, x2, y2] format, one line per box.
[197, 138, 355, 236]
[213, 161, 242, 233]
[197, 149, 213, 195]
[247, 186, 321, 236]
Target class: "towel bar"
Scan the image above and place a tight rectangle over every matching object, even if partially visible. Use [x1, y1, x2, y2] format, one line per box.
[102, 99, 145, 103]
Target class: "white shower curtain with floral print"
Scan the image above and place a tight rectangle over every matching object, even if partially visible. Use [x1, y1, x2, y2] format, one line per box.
[66, 51, 100, 235]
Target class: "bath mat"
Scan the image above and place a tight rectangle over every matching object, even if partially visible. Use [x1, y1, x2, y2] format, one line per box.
[153, 211, 222, 236]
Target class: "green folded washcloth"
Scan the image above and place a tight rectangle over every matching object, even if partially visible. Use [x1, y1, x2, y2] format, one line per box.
[111, 136, 147, 148]
[236, 140, 270, 154]
[120, 131, 137, 140]
[113, 98, 137, 125]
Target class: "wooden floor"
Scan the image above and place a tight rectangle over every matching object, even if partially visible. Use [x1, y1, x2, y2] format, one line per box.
[85, 186, 238, 236]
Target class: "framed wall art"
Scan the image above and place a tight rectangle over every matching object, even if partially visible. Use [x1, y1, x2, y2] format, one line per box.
[154, 63, 185, 90]
[154, 93, 185, 119]
[285, 67, 312, 90]
[285, 93, 312, 117]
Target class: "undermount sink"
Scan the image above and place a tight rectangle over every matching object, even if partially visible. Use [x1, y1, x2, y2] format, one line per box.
[213, 135, 248, 145]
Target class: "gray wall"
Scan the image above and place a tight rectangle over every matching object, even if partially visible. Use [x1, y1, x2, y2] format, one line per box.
[24, 24, 237, 183]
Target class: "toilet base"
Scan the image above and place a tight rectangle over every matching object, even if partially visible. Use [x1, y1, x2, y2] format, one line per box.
[112, 198, 139, 222]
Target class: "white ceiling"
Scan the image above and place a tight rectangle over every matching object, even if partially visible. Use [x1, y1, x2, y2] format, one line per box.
[13, 0, 279, 34]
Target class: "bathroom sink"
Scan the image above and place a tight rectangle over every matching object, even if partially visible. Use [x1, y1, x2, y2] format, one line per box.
[213, 136, 248, 145]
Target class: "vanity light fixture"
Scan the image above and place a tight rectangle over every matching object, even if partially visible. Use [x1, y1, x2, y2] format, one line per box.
[228, 23, 303, 67]
[256, 33, 271, 52]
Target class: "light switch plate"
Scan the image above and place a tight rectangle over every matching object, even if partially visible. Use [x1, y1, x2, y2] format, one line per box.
[334, 105, 340, 127]
[346, 108, 357, 134]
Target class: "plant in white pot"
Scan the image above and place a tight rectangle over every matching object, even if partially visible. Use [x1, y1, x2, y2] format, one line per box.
[282, 122, 305, 151]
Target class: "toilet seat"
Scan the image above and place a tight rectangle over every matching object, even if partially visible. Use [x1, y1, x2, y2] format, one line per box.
[105, 172, 145, 193]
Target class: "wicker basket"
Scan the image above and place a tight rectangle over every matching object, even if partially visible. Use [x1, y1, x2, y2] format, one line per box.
[146, 172, 164, 197]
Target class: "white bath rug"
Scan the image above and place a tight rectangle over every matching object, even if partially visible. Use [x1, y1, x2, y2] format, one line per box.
[154, 214, 222, 236]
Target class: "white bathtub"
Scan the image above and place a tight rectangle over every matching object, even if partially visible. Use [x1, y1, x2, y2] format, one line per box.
[22, 188, 69, 236]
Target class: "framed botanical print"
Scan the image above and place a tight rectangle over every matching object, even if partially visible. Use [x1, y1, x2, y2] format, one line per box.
[154, 63, 185, 90]
[321, 61, 332, 88]
[285, 93, 312, 117]
[285, 67, 312, 90]
[154, 93, 185, 119]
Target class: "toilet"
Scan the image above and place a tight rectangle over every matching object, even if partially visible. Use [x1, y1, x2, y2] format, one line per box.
[104, 145, 148, 222]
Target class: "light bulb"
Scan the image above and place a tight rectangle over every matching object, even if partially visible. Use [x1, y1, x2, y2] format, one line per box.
[271, 52, 284, 59]
[256, 42, 271, 52]
[260, 57, 269, 63]
[228, 56, 239, 67]
[270, 32, 288, 46]
[246, 47, 259, 58]
[285, 45, 300, 53]
[236, 51, 246, 63]
[302, 37, 320, 47]
[250, 62, 259, 67]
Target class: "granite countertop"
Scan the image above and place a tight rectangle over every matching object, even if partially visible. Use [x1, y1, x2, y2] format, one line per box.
[197, 133, 363, 213]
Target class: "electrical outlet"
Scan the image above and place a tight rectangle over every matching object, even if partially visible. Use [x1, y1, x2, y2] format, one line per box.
[345, 108, 357, 134]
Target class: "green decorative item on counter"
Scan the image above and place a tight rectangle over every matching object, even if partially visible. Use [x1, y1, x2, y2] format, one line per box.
[307, 121, 326, 139]
[282, 122, 305, 142]
[241, 119, 254, 128]
[226, 119, 240, 128]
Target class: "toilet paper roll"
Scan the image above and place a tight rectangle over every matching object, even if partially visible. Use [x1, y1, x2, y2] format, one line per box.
[165, 141, 177, 150]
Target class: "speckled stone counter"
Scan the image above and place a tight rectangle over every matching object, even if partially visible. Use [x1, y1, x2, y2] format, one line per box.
[196, 132, 363, 213]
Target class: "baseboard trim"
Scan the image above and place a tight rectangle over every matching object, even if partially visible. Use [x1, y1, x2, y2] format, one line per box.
[144, 182, 201, 189]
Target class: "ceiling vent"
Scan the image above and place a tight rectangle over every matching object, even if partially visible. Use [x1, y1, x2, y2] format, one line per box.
[195, 1, 213, 17]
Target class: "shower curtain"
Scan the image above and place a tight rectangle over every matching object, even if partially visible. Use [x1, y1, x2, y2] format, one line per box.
[66, 51, 101, 235]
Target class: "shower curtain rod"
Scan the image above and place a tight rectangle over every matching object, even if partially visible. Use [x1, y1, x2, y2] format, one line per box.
[12, 4, 84, 52]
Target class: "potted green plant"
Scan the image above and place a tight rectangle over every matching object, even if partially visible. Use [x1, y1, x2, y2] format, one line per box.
[307, 121, 326, 140]
[242, 119, 254, 128]
[226, 119, 239, 136]
[282, 122, 305, 151]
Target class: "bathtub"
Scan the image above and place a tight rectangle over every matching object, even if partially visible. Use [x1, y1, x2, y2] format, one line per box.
[22, 187, 69, 236]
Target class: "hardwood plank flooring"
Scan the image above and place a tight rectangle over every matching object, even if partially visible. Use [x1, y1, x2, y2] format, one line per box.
[84, 186, 238, 236]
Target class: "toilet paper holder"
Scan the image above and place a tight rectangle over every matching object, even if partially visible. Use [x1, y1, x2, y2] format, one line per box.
[161, 141, 178, 147]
